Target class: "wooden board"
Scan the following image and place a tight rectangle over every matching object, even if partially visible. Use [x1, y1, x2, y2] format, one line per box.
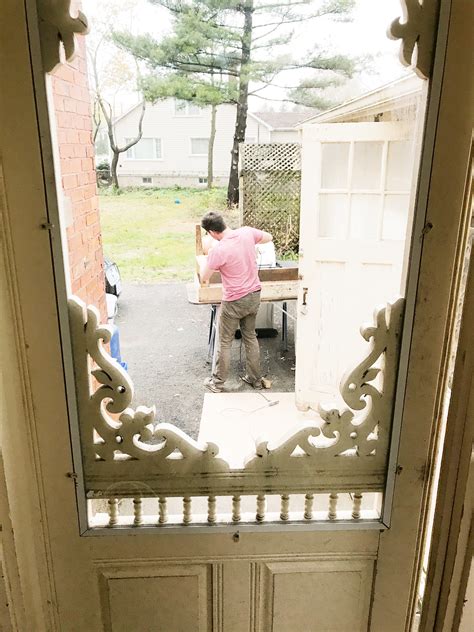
[187, 279, 299, 304]
[206, 266, 299, 285]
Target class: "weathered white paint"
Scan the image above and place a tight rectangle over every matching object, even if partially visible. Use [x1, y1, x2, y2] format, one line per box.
[2, 1, 472, 631]
[296, 122, 414, 410]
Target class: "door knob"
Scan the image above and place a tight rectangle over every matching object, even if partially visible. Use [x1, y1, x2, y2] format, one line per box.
[303, 287, 308, 306]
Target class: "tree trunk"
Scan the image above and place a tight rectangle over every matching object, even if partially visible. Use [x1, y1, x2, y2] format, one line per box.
[227, 0, 253, 207]
[111, 151, 120, 190]
[207, 104, 217, 189]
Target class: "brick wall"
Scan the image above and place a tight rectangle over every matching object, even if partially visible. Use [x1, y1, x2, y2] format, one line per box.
[51, 36, 106, 320]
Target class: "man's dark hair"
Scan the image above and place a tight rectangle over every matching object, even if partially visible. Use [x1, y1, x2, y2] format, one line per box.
[201, 211, 227, 233]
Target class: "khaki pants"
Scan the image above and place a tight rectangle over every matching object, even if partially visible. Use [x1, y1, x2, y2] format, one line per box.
[213, 290, 261, 386]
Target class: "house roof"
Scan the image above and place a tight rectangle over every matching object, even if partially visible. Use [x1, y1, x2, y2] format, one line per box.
[297, 73, 422, 126]
[252, 111, 317, 130]
[112, 100, 316, 131]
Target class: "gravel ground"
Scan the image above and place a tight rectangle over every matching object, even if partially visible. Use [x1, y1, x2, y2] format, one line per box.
[115, 283, 296, 439]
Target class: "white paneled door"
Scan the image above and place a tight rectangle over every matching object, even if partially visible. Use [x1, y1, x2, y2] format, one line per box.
[2, 1, 472, 631]
[296, 123, 414, 410]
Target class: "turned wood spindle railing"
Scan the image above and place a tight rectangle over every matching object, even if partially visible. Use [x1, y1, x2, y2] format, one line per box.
[133, 497, 143, 527]
[328, 493, 339, 521]
[107, 498, 119, 527]
[232, 495, 241, 523]
[158, 496, 168, 525]
[183, 496, 192, 525]
[352, 493, 363, 520]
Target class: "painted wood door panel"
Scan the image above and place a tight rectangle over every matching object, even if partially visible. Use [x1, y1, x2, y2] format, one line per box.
[259, 559, 374, 632]
[98, 563, 211, 632]
[4, 2, 473, 632]
[296, 123, 413, 410]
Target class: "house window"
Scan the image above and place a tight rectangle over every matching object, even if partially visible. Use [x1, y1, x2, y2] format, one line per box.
[126, 138, 162, 159]
[198, 177, 208, 184]
[190, 138, 209, 156]
[142, 177, 152, 184]
[174, 99, 202, 116]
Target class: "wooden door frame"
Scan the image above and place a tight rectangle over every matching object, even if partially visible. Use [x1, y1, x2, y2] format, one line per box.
[370, 0, 473, 629]
[0, 0, 472, 630]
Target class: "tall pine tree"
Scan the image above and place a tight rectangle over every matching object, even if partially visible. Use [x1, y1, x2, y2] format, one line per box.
[115, 0, 356, 205]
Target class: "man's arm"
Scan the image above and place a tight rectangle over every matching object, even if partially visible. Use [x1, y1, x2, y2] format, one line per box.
[258, 230, 273, 244]
[197, 255, 215, 284]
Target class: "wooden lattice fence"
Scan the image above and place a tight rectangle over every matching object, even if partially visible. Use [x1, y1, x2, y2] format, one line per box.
[239, 143, 301, 258]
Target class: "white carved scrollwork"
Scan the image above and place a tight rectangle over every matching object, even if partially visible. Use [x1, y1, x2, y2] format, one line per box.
[68, 298, 229, 476]
[245, 299, 404, 470]
[69, 296, 404, 495]
[388, 0, 439, 79]
[37, 0, 89, 72]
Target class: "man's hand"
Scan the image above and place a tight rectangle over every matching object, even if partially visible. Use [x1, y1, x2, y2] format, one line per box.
[259, 230, 273, 244]
[197, 254, 214, 284]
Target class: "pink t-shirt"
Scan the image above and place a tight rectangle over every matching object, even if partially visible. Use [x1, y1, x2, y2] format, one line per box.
[207, 227, 263, 301]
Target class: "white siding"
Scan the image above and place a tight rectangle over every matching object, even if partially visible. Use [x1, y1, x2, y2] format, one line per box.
[114, 100, 271, 185]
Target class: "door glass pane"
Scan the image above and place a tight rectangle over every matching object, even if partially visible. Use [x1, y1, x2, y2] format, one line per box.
[386, 141, 412, 190]
[321, 143, 349, 189]
[352, 142, 383, 190]
[382, 194, 410, 240]
[350, 194, 381, 240]
[318, 194, 349, 238]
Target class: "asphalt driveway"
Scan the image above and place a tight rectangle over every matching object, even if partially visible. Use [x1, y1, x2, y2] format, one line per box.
[115, 283, 296, 439]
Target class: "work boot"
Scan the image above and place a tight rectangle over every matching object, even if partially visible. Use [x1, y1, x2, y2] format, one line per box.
[241, 375, 263, 390]
[204, 377, 224, 393]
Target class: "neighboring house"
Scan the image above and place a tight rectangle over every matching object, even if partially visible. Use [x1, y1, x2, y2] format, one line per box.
[112, 99, 314, 187]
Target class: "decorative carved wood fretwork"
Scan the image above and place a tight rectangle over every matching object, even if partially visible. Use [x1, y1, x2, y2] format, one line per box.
[37, 0, 88, 72]
[69, 296, 404, 497]
[388, 0, 440, 79]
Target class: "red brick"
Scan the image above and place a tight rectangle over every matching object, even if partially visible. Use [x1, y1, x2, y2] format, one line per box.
[62, 158, 82, 174]
[77, 171, 89, 186]
[62, 174, 78, 190]
[63, 98, 77, 113]
[56, 111, 73, 128]
[86, 211, 99, 226]
[76, 101, 90, 116]
[77, 130, 88, 144]
[80, 157, 92, 172]
[69, 187, 85, 203]
[67, 232, 82, 253]
[69, 56, 80, 71]
[53, 79, 70, 97]
[75, 72, 88, 89]
[54, 95, 64, 111]
[59, 144, 75, 158]
[69, 84, 83, 101]
[82, 87, 92, 103]
[73, 144, 87, 158]
[71, 279, 82, 294]
[58, 65, 75, 84]
[65, 130, 79, 144]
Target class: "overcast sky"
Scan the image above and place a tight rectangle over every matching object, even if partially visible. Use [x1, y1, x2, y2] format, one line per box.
[82, 0, 410, 112]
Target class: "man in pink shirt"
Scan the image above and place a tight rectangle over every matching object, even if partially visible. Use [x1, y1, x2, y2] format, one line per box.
[198, 211, 273, 392]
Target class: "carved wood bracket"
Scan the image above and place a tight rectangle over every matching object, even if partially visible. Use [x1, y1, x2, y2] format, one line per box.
[37, 0, 88, 72]
[68, 296, 404, 495]
[388, 0, 440, 79]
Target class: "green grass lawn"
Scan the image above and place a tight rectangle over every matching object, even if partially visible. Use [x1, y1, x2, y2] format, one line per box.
[99, 187, 237, 282]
